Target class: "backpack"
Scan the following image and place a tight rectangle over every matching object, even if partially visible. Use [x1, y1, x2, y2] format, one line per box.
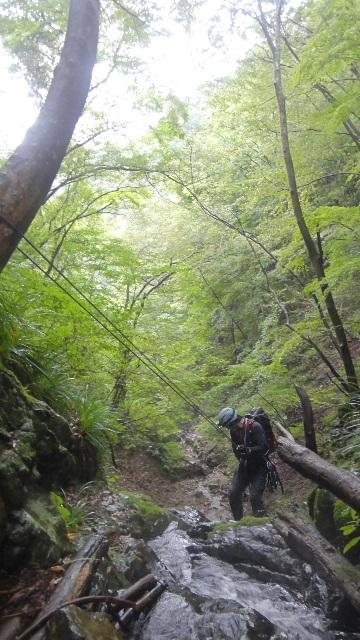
[244, 408, 278, 454]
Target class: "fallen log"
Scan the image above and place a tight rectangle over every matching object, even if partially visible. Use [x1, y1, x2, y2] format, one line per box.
[114, 573, 157, 609]
[119, 582, 167, 628]
[30, 533, 108, 639]
[19, 574, 159, 639]
[274, 421, 295, 441]
[273, 512, 360, 617]
[277, 435, 360, 512]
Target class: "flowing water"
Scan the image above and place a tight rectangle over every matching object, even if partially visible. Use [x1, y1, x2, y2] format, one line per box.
[131, 510, 360, 640]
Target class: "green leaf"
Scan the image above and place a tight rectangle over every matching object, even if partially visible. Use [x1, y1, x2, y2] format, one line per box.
[343, 536, 360, 554]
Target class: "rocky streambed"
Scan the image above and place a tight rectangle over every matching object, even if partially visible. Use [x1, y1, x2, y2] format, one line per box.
[128, 510, 360, 640]
[13, 505, 360, 640]
[2, 367, 360, 639]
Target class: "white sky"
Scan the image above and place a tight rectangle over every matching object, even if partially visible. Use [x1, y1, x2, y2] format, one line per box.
[0, 2, 252, 154]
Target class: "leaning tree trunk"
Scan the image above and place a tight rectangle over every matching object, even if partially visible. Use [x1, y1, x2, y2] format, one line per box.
[0, 0, 100, 272]
[277, 435, 360, 512]
[294, 385, 317, 452]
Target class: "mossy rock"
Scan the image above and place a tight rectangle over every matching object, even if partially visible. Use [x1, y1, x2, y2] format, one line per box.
[0, 490, 73, 571]
[0, 367, 100, 571]
[120, 491, 171, 539]
[48, 605, 123, 640]
[0, 447, 32, 508]
[1, 367, 97, 489]
[0, 370, 30, 430]
[32, 401, 73, 448]
[207, 515, 269, 539]
[309, 488, 337, 544]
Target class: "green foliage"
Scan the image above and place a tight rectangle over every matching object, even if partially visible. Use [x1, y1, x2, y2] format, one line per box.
[50, 490, 92, 533]
[208, 515, 270, 538]
[0, 0, 360, 483]
[0, 288, 21, 360]
[336, 395, 360, 461]
[71, 391, 117, 452]
[121, 491, 167, 518]
[338, 505, 360, 555]
[0, 0, 162, 96]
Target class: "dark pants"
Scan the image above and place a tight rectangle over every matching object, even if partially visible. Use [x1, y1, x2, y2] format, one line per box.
[229, 460, 267, 519]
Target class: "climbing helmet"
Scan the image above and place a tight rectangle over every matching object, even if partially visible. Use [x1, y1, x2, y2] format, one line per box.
[217, 407, 239, 427]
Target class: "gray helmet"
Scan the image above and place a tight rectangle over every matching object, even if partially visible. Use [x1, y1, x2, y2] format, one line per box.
[217, 407, 239, 427]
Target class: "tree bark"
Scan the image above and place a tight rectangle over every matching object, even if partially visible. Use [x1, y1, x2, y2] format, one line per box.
[273, 513, 360, 617]
[294, 385, 317, 452]
[119, 582, 166, 628]
[31, 534, 108, 640]
[0, 0, 100, 272]
[115, 573, 157, 607]
[277, 435, 360, 512]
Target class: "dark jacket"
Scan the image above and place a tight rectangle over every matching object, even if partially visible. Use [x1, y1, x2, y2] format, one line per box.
[229, 418, 268, 468]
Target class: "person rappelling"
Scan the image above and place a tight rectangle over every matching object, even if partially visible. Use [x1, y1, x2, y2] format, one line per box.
[217, 406, 281, 519]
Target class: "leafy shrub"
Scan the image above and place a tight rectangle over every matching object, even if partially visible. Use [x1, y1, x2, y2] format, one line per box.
[50, 491, 84, 532]
[50, 485, 96, 535]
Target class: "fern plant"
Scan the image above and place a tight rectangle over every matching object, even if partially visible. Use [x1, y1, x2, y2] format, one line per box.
[340, 507, 360, 554]
[71, 389, 117, 453]
[337, 394, 360, 457]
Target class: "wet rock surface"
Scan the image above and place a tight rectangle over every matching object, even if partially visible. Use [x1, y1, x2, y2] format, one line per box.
[129, 517, 360, 640]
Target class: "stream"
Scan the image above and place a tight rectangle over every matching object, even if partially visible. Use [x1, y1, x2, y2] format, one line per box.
[128, 509, 360, 640]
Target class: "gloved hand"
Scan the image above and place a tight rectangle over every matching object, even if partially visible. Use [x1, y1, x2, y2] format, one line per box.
[236, 445, 251, 456]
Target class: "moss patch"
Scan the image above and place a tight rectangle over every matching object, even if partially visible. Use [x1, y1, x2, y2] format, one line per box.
[119, 490, 170, 539]
[207, 515, 269, 539]
[124, 493, 167, 517]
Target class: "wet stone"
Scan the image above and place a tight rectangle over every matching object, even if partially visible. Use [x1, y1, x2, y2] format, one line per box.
[46, 605, 123, 640]
[132, 519, 360, 640]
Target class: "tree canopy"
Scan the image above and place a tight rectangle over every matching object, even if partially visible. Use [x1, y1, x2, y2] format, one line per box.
[0, 0, 359, 468]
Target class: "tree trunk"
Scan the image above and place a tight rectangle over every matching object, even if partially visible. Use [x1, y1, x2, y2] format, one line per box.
[273, 513, 360, 617]
[277, 435, 360, 512]
[294, 385, 317, 452]
[0, 0, 100, 272]
[116, 574, 158, 608]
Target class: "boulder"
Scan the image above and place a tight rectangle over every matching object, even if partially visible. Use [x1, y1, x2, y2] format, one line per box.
[309, 488, 337, 544]
[0, 490, 73, 570]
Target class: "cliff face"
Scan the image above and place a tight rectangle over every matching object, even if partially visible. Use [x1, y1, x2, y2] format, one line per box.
[0, 369, 98, 570]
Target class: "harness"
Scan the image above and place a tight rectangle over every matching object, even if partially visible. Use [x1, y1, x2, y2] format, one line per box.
[242, 416, 253, 449]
